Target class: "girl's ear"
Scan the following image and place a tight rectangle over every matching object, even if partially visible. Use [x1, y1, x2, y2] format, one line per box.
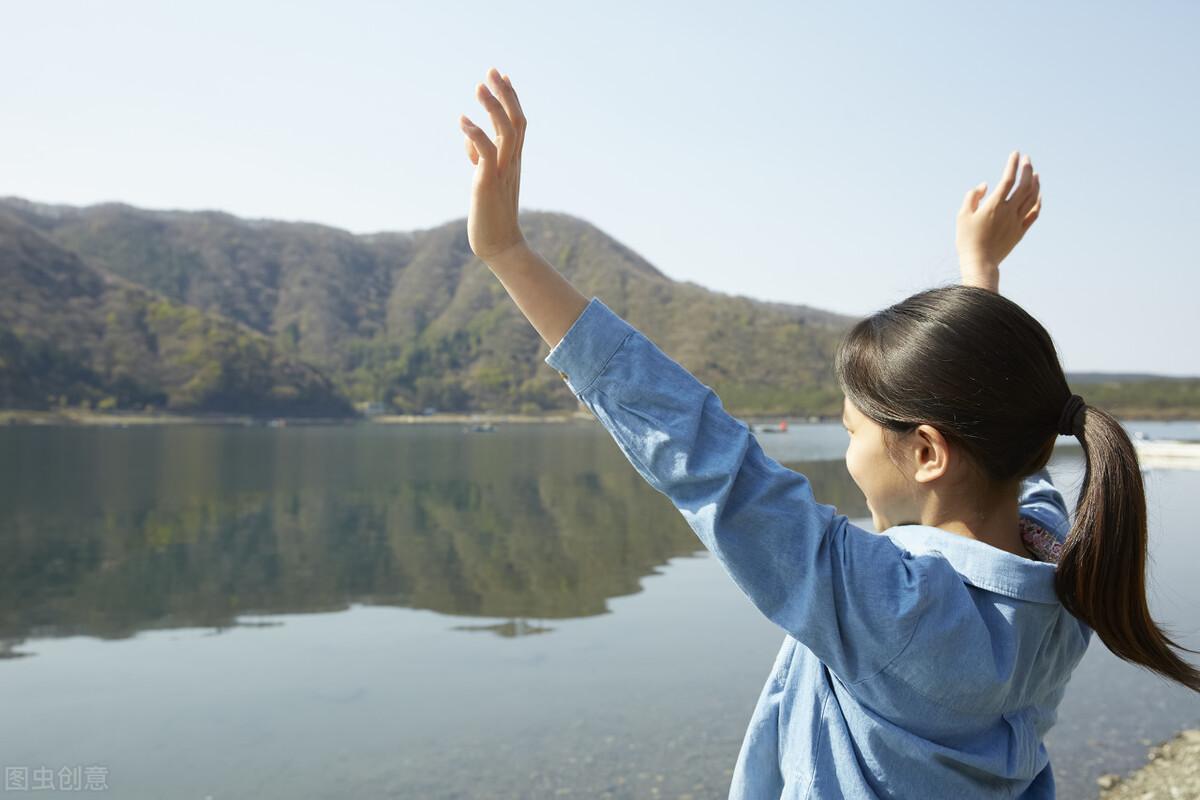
[911, 424, 952, 484]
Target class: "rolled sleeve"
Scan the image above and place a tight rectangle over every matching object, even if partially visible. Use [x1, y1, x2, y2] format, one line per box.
[545, 297, 638, 396]
[1018, 466, 1071, 542]
[543, 296, 932, 684]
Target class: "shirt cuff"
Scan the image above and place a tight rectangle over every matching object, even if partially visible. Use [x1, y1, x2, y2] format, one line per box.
[544, 297, 637, 396]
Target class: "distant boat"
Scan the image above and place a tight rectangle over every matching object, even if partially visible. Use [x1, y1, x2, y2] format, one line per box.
[267, 419, 286, 428]
[463, 423, 495, 433]
[753, 420, 789, 434]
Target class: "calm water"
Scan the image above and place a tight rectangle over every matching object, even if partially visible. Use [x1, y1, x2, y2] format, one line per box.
[1, 419, 1198, 799]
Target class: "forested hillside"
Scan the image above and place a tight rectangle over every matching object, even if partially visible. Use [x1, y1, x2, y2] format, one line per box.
[0, 198, 855, 416]
[0, 213, 354, 417]
[2, 196, 1196, 419]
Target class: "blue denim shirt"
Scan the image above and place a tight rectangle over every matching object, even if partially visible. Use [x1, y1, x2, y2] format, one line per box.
[544, 297, 1094, 799]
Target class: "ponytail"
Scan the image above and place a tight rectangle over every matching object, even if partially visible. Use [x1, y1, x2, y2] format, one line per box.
[1054, 403, 1200, 691]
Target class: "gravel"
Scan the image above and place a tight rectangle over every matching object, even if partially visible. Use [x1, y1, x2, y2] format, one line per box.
[1096, 728, 1200, 799]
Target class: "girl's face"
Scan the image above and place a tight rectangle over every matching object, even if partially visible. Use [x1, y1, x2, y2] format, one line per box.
[842, 397, 921, 532]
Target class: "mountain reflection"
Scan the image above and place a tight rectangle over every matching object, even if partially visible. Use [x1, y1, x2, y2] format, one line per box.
[0, 424, 868, 648]
[452, 619, 556, 637]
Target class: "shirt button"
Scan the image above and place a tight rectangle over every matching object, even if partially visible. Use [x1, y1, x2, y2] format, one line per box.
[558, 370, 569, 381]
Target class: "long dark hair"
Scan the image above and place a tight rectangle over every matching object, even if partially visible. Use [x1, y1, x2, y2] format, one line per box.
[833, 283, 1199, 692]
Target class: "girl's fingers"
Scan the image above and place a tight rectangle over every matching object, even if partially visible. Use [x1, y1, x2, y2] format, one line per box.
[961, 182, 986, 214]
[464, 135, 479, 165]
[993, 151, 1020, 205]
[460, 115, 497, 167]
[959, 187, 975, 215]
[503, 73, 521, 106]
[1010, 155, 1036, 207]
[488, 68, 526, 159]
[502, 73, 526, 158]
[476, 81, 516, 169]
[1016, 172, 1040, 217]
[1022, 195, 1042, 229]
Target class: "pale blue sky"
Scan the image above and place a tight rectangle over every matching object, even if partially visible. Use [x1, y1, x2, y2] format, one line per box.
[2, 1, 1197, 374]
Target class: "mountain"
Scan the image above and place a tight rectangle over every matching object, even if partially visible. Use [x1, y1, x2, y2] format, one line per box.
[0, 211, 355, 417]
[1, 196, 1195, 419]
[0, 197, 856, 416]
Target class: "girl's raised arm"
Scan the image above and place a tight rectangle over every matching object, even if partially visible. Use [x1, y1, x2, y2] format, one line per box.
[458, 69, 951, 685]
[956, 150, 1043, 293]
[458, 68, 588, 350]
[954, 155, 1067, 541]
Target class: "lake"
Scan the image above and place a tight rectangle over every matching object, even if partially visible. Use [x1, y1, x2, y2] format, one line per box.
[1, 419, 1198, 799]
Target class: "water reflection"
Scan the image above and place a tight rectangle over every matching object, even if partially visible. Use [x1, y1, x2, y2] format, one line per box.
[0, 423, 867, 649]
[1, 421, 1197, 799]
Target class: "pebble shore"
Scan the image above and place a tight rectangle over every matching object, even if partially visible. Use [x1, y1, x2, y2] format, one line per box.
[1096, 728, 1200, 799]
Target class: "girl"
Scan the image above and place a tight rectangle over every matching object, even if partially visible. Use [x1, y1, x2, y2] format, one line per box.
[458, 67, 1199, 799]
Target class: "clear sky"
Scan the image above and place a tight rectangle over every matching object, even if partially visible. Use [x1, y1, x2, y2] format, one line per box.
[2, 1, 1197, 375]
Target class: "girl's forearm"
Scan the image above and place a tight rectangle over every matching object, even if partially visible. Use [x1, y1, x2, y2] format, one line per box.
[483, 241, 590, 349]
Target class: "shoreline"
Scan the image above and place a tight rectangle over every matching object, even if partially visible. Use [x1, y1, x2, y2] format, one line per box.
[0, 409, 352, 427]
[371, 412, 588, 424]
[2, 408, 1199, 428]
[1095, 727, 1200, 798]
[0, 409, 818, 427]
[0, 409, 594, 427]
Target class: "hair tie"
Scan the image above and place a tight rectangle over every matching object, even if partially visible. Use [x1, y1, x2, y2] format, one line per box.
[1057, 394, 1086, 436]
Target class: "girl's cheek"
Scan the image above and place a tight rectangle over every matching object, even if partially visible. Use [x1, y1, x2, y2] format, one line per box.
[845, 444, 862, 489]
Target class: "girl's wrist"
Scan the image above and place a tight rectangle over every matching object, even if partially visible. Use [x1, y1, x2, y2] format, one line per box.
[959, 256, 998, 276]
[481, 236, 531, 271]
[958, 251, 1000, 289]
[960, 267, 1000, 292]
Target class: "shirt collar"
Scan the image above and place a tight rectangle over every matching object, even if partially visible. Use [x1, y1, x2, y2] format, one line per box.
[885, 520, 1061, 605]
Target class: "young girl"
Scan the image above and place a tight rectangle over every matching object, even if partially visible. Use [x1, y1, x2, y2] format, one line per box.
[458, 67, 1200, 798]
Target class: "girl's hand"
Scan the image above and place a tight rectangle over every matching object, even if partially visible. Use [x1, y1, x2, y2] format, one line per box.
[956, 151, 1042, 282]
[459, 67, 528, 262]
